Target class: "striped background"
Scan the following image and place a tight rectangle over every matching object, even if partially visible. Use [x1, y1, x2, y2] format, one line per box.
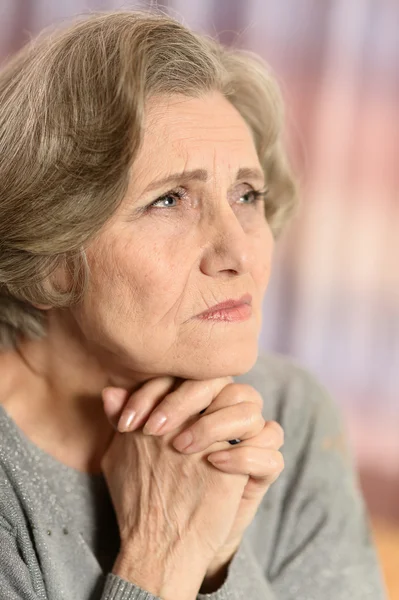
[1, 0, 398, 521]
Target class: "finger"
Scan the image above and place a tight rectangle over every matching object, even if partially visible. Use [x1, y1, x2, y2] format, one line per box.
[142, 380, 260, 436]
[116, 376, 176, 432]
[172, 402, 265, 453]
[102, 388, 130, 429]
[203, 383, 264, 415]
[264, 420, 284, 448]
[207, 447, 284, 486]
[241, 420, 284, 450]
[172, 417, 283, 455]
[200, 384, 264, 447]
[142, 376, 233, 436]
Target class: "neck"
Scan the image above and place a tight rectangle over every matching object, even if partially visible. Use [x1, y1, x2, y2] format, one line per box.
[0, 309, 151, 474]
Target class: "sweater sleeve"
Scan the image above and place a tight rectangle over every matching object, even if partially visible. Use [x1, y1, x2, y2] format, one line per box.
[102, 574, 163, 599]
[0, 518, 162, 600]
[103, 536, 278, 600]
[0, 518, 44, 600]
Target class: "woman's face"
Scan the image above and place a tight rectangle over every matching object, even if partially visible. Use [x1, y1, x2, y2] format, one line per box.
[73, 92, 274, 380]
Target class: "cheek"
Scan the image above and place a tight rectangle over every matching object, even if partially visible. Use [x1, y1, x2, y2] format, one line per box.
[91, 233, 191, 313]
[252, 224, 274, 290]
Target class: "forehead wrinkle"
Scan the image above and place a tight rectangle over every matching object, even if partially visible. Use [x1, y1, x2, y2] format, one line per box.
[133, 95, 262, 194]
[150, 116, 253, 148]
[168, 121, 252, 142]
[172, 123, 249, 134]
[172, 133, 258, 170]
[172, 136, 250, 150]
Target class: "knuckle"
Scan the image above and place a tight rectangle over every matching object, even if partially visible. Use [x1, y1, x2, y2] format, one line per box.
[190, 417, 209, 442]
[241, 447, 255, 464]
[267, 421, 285, 445]
[222, 383, 260, 406]
[238, 384, 263, 410]
[246, 385, 264, 409]
[257, 413, 266, 431]
[159, 383, 194, 418]
[241, 401, 257, 419]
[202, 377, 230, 399]
[223, 383, 245, 403]
[241, 403, 263, 429]
[270, 450, 285, 472]
[158, 391, 178, 414]
[182, 378, 203, 394]
[130, 389, 155, 412]
[137, 375, 174, 403]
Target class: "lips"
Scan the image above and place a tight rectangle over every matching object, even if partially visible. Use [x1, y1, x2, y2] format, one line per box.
[197, 293, 252, 317]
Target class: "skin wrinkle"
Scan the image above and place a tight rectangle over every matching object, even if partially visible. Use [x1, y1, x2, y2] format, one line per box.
[149, 452, 174, 533]
[3, 91, 274, 472]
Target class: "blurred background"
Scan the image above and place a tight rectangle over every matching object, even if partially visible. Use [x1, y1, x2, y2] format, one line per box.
[0, 0, 397, 596]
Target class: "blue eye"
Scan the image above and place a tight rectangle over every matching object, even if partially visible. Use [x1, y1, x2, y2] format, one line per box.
[147, 187, 269, 212]
[148, 190, 185, 209]
[239, 190, 267, 204]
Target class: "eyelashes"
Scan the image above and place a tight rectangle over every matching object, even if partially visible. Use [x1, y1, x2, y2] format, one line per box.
[148, 188, 187, 210]
[245, 189, 269, 203]
[147, 186, 269, 211]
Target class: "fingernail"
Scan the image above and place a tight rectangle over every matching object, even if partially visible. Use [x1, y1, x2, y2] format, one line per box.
[208, 452, 230, 465]
[173, 430, 194, 452]
[143, 412, 167, 435]
[118, 410, 136, 432]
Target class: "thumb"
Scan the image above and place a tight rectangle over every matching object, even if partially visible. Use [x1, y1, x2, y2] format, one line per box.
[102, 387, 129, 429]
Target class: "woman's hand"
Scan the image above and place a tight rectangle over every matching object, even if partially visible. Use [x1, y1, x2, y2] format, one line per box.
[102, 376, 284, 590]
[100, 376, 250, 600]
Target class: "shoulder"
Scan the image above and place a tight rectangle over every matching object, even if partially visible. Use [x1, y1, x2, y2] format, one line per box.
[0, 410, 37, 535]
[0, 463, 19, 535]
[235, 351, 339, 425]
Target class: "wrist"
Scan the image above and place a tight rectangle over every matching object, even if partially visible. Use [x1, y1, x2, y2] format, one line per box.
[200, 543, 240, 594]
[112, 541, 208, 600]
[112, 548, 164, 594]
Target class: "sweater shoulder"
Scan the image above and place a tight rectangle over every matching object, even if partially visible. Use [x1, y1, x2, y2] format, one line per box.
[235, 352, 345, 462]
[0, 413, 35, 534]
[0, 463, 20, 534]
[235, 351, 336, 417]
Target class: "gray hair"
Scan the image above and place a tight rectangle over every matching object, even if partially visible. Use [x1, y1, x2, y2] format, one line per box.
[0, 10, 298, 349]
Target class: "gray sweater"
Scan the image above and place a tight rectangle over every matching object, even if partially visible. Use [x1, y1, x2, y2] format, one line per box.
[0, 353, 387, 600]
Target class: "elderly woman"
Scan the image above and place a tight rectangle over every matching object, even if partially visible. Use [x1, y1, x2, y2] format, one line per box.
[0, 10, 386, 600]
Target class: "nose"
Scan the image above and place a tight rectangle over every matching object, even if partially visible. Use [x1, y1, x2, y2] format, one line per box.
[199, 204, 255, 278]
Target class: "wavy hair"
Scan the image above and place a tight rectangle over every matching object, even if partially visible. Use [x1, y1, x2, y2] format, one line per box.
[0, 10, 298, 349]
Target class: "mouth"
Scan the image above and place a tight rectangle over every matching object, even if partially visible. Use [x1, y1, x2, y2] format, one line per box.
[195, 293, 253, 322]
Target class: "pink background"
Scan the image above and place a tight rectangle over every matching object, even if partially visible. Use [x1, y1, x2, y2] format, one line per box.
[1, 0, 398, 522]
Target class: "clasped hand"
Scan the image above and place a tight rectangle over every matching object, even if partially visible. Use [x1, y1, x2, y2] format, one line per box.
[102, 375, 284, 585]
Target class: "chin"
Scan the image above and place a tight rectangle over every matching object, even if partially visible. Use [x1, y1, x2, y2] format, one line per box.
[216, 346, 259, 378]
[173, 342, 260, 381]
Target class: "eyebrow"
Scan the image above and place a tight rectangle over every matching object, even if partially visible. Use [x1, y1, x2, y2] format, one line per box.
[142, 167, 265, 194]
